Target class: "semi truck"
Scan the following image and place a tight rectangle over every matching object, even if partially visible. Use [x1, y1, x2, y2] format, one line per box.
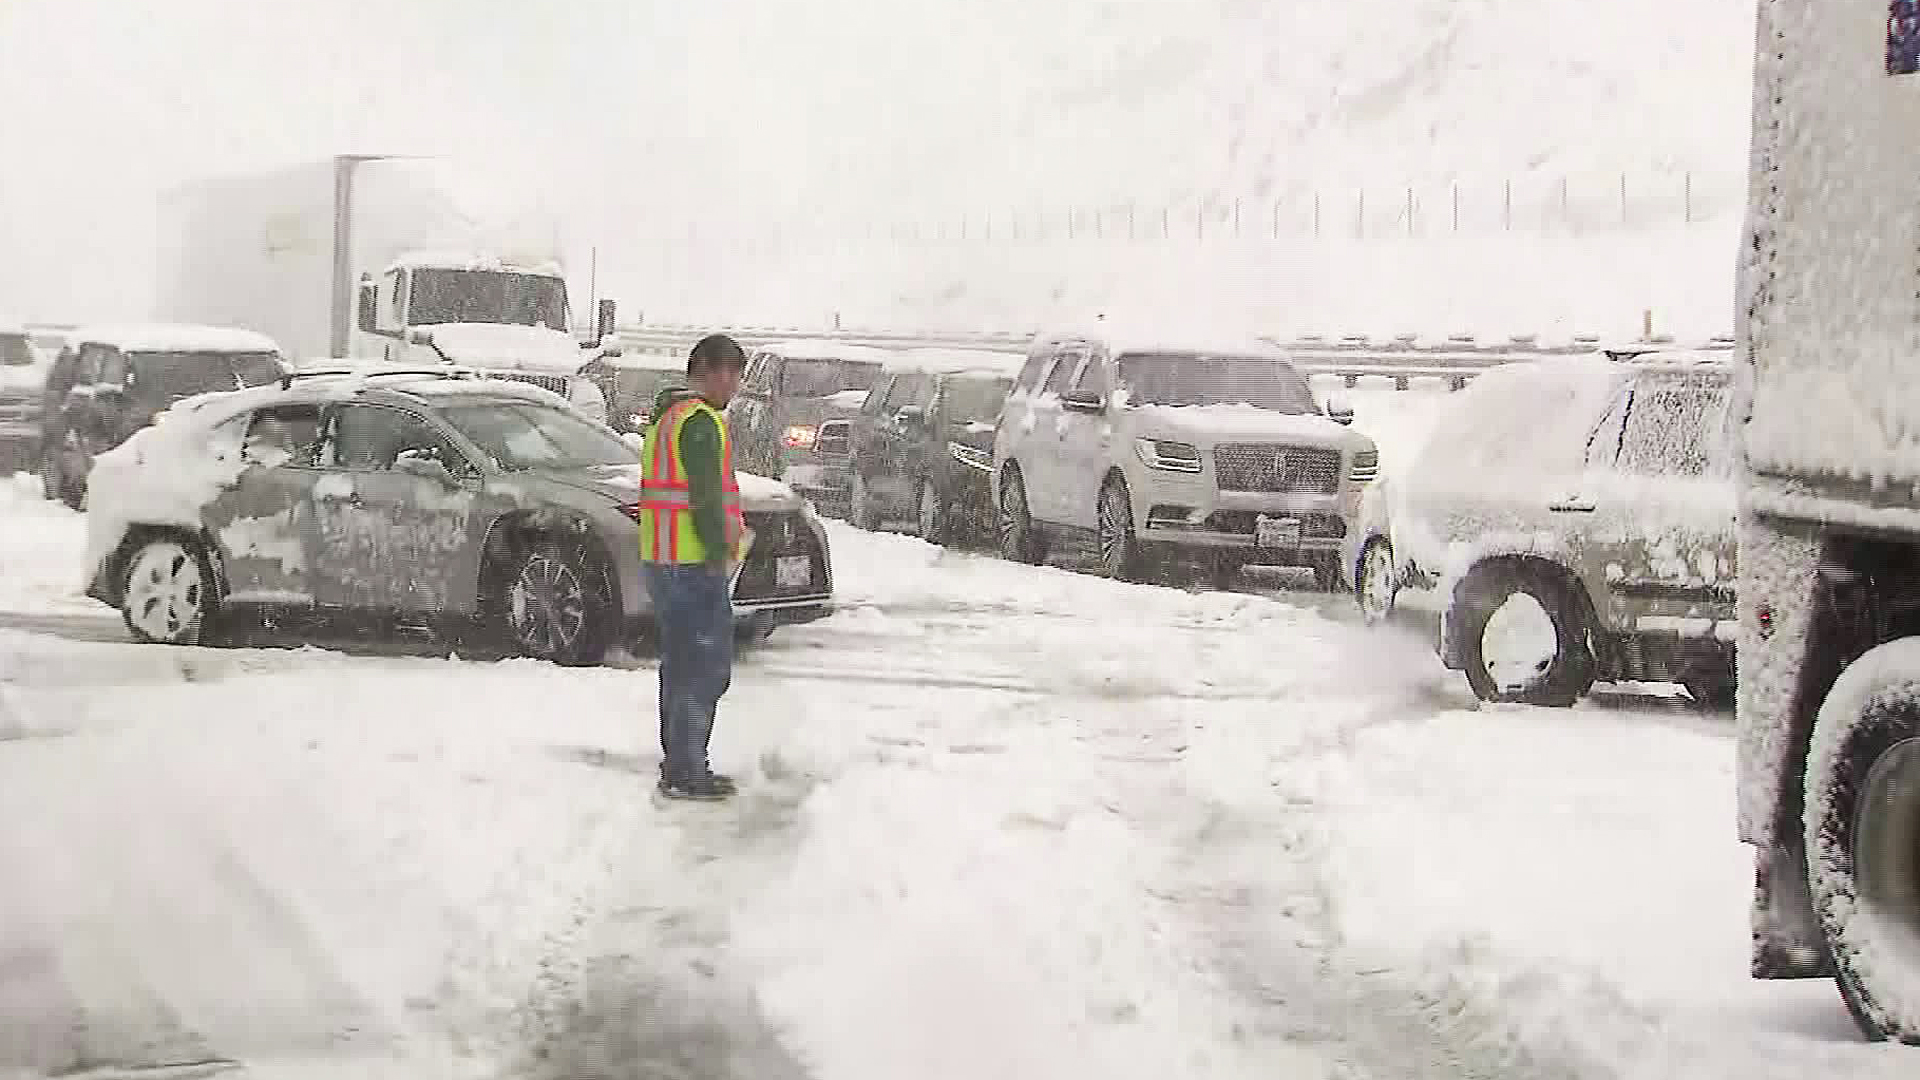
[155, 155, 617, 420]
[1735, 0, 1920, 1043]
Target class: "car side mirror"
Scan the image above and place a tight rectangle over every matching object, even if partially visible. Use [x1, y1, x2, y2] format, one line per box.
[395, 448, 456, 485]
[405, 327, 434, 346]
[1059, 388, 1105, 414]
[1325, 395, 1355, 426]
[357, 279, 378, 334]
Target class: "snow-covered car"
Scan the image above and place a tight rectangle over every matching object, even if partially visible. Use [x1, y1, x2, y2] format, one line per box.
[39, 323, 288, 508]
[82, 364, 834, 664]
[992, 323, 1377, 587]
[847, 347, 1026, 544]
[726, 340, 895, 515]
[578, 345, 685, 435]
[1383, 350, 1737, 706]
[0, 324, 49, 476]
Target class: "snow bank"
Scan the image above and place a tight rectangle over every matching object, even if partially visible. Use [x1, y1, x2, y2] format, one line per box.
[0, 474, 97, 615]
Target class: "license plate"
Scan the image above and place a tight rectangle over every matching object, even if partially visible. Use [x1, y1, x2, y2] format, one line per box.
[775, 555, 811, 590]
[1255, 516, 1302, 549]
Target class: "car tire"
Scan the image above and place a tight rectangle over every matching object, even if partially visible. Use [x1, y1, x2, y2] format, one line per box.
[1208, 554, 1244, 590]
[1355, 537, 1398, 626]
[1096, 475, 1146, 581]
[997, 466, 1048, 565]
[850, 471, 882, 531]
[1683, 665, 1736, 710]
[495, 540, 616, 666]
[1452, 563, 1595, 707]
[735, 614, 776, 646]
[38, 447, 59, 502]
[915, 479, 948, 546]
[119, 534, 221, 646]
[1803, 637, 1920, 1044]
[1309, 555, 1340, 593]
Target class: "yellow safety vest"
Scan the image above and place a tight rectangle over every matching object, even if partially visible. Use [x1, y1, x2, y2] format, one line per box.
[637, 397, 744, 564]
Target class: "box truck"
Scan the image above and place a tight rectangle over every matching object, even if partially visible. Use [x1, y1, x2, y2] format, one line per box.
[155, 155, 617, 420]
[1735, 0, 1920, 1044]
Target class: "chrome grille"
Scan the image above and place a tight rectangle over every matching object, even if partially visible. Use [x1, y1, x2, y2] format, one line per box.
[815, 419, 851, 460]
[1213, 443, 1341, 495]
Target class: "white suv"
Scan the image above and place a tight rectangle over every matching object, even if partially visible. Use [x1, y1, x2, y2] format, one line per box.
[991, 326, 1379, 586]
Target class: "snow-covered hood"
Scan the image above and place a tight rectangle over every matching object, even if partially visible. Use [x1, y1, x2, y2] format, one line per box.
[1129, 403, 1364, 450]
[543, 462, 806, 512]
[0, 358, 49, 394]
[422, 322, 586, 373]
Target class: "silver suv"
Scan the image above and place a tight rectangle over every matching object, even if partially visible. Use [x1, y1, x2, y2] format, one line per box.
[83, 364, 834, 664]
[991, 326, 1379, 586]
[1379, 349, 1737, 706]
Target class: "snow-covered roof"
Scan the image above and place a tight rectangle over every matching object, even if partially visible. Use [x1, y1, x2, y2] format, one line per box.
[889, 348, 1026, 378]
[753, 340, 901, 364]
[384, 251, 564, 277]
[71, 323, 281, 355]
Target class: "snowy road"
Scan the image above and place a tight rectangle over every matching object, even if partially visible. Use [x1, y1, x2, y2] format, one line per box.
[0, 387, 1911, 1079]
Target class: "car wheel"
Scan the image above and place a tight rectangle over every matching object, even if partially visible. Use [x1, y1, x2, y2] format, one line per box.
[1355, 538, 1398, 626]
[850, 471, 882, 531]
[916, 479, 948, 546]
[735, 615, 776, 646]
[1208, 554, 1244, 590]
[1682, 665, 1736, 710]
[38, 447, 59, 502]
[1453, 563, 1595, 707]
[1803, 638, 1920, 1043]
[1096, 476, 1146, 581]
[997, 466, 1047, 565]
[120, 535, 220, 646]
[499, 542, 615, 666]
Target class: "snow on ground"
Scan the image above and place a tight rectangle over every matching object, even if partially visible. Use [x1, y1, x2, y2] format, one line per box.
[0, 433, 1910, 1078]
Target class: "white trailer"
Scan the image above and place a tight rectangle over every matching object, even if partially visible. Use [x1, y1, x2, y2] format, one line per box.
[155, 155, 615, 419]
[1736, 0, 1920, 1043]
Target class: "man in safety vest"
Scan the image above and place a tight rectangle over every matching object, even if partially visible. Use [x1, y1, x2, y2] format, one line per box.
[637, 333, 750, 800]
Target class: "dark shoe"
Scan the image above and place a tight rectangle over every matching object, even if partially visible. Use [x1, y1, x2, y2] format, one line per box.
[657, 775, 731, 801]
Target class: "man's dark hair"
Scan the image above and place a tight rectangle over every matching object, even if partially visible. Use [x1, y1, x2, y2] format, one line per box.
[688, 333, 748, 374]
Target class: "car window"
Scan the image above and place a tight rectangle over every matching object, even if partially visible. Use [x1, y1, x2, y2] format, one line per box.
[0, 334, 33, 367]
[1616, 378, 1733, 478]
[1042, 348, 1085, 395]
[326, 404, 465, 473]
[942, 376, 1014, 424]
[1584, 388, 1630, 469]
[241, 404, 324, 467]
[1014, 349, 1050, 392]
[884, 374, 931, 413]
[78, 345, 111, 384]
[861, 374, 897, 416]
[97, 349, 129, 386]
[1116, 353, 1317, 413]
[126, 351, 282, 396]
[742, 354, 777, 394]
[440, 400, 638, 471]
[781, 358, 882, 399]
[1071, 354, 1108, 395]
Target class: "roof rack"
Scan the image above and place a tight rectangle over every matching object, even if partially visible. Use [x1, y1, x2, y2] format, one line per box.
[277, 366, 479, 390]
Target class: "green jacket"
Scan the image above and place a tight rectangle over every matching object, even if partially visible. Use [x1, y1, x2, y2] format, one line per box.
[647, 386, 729, 570]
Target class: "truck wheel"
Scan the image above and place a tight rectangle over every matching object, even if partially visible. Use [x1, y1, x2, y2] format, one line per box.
[1452, 563, 1595, 707]
[997, 467, 1048, 565]
[1804, 637, 1920, 1043]
[120, 534, 221, 646]
[1096, 476, 1146, 581]
[493, 541, 616, 666]
[1355, 538, 1398, 626]
[915, 479, 949, 546]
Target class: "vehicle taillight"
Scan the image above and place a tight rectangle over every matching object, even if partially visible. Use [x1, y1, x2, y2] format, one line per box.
[784, 424, 818, 449]
[1756, 603, 1774, 639]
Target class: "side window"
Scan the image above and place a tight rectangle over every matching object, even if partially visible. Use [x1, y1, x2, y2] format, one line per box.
[1071, 352, 1109, 395]
[78, 345, 111, 385]
[240, 404, 325, 467]
[1583, 387, 1630, 469]
[376, 269, 405, 333]
[324, 404, 465, 473]
[1617, 378, 1731, 478]
[861, 374, 896, 416]
[1043, 348, 1087, 395]
[1014, 349, 1050, 392]
[743, 354, 777, 394]
[889, 374, 932, 412]
[97, 348, 129, 387]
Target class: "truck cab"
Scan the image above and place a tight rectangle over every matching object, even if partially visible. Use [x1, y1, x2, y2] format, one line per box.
[353, 254, 607, 423]
[1737, 0, 1920, 1044]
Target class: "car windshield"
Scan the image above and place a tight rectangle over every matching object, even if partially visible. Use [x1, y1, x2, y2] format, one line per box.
[0, 334, 33, 367]
[409, 268, 569, 331]
[615, 368, 681, 405]
[1117, 353, 1318, 413]
[783, 359, 881, 398]
[441, 400, 637, 471]
[945, 376, 1013, 424]
[131, 351, 283, 395]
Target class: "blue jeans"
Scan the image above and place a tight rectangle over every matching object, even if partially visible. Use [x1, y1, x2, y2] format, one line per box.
[641, 562, 734, 782]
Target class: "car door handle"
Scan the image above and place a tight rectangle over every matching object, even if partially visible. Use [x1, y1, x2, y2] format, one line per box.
[1548, 498, 1596, 513]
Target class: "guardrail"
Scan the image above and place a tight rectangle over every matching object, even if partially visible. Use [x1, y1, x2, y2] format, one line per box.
[613, 324, 1736, 392]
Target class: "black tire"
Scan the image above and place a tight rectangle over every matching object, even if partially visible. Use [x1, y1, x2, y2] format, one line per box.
[1208, 554, 1244, 591]
[915, 479, 949, 546]
[849, 471, 882, 531]
[1309, 554, 1340, 593]
[1096, 475, 1145, 581]
[997, 466, 1048, 565]
[491, 540, 617, 666]
[1354, 537, 1398, 626]
[118, 534, 222, 646]
[1682, 666, 1736, 710]
[1804, 638, 1920, 1043]
[1452, 563, 1595, 707]
[735, 615, 776, 646]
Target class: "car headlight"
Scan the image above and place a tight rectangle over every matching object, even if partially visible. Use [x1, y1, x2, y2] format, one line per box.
[947, 441, 993, 472]
[783, 424, 818, 450]
[1349, 448, 1379, 482]
[1133, 438, 1202, 473]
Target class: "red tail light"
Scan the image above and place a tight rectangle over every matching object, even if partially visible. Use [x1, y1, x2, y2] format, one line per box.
[617, 503, 644, 523]
[783, 424, 818, 449]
